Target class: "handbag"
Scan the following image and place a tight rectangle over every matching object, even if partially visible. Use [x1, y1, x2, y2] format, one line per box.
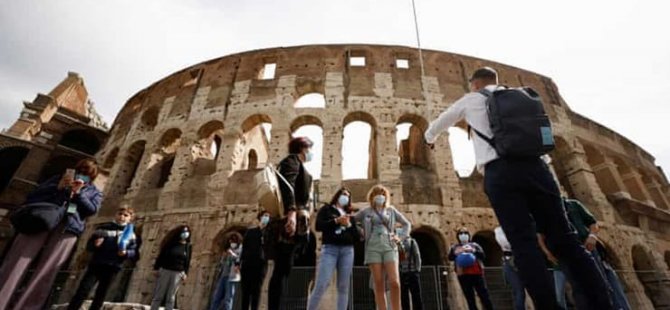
[9, 202, 66, 235]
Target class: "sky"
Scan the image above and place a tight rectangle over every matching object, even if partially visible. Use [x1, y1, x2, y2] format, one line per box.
[1, 0, 668, 178]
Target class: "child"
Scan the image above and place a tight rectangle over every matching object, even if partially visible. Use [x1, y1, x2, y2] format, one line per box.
[67, 207, 139, 310]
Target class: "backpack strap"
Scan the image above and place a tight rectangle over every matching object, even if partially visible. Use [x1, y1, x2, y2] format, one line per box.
[467, 88, 496, 150]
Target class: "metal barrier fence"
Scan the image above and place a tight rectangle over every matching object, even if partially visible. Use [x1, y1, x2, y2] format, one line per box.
[22, 266, 670, 309]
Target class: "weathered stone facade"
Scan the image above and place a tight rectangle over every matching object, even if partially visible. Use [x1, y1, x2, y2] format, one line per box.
[3, 45, 670, 309]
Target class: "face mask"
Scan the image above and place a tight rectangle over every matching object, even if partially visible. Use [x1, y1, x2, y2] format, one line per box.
[458, 234, 469, 243]
[305, 151, 314, 162]
[75, 174, 91, 184]
[180, 231, 190, 240]
[374, 195, 386, 206]
[260, 215, 270, 226]
[337, 195, 350, 207]
[396, 228, 405, 236]
[230, 243, 238, 249]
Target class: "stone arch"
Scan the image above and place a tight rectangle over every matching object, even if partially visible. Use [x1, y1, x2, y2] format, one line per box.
[143, 129, 182, 189]
[190, 120, 225, 176]
[641, 171, 670, 209]
[140, 106, 160, 131]
[411, 225, 448, 265]
[613, 156, 648, 202]
[247, 149, 258, 170]
[472, 230, 502, 267]
[59, 129, 101, 155]
[38, 155, 79, 183]
[291, 115, 324, 179]
[111, 140, 145, 196]
[582, 143, 620, 196]
[396, 114, 431, 169]
[342, 112, 378, 180]
[211, 224, 248, 261]
[103, 147, 120, 170]
[294, 93, 326, 109]
[0, 146, 29, 193]
[241, 114, 272, 133]
[631, 244, 669, 307]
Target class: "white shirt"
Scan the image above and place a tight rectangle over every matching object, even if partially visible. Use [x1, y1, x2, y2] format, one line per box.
[424, 85, 500, 172]
[494, 226, 512, 252]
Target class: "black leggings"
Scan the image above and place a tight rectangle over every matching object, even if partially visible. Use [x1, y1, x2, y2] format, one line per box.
[268, 242, 297, 310]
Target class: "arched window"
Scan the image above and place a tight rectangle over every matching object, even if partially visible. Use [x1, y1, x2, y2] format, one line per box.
[291, 121, 323, 180]
[144, 129, 181, 189]
[342, 118, 375, 180]
[103, 148, 120, 170]
[247, 150, 258, 170]
[448, 128, 475, 177]
[112, 141, 146, 196]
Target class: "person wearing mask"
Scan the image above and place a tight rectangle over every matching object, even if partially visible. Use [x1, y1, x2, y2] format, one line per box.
[353, 185, 411, 310]
[151, 225, 192, 310]
[210, 232, 243, 310]
[240, 211, 270, 310]
[398, 228, 423, 310]
[425, 67, 613, 309]
[307, 188, 358, 310]
[67, 207, 139, 310]
[0, 159, 102, 310]
[494, 226, 525, 310]
[268, 136, 314, 310]
[448, 227, 493, 310]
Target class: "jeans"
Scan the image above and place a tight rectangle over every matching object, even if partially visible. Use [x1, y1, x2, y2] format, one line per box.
[222, 281, 238, 310]
[67, 264, 118, 310]
[268, 241, 297, 310]
[400, 271, 424, 310]
[241, 263, 266, 310]
[457, 274, 494, 310]
[553, 269, 568, 310]
[210, 276, 229, 310]
[502, 260, 525, 310]
[602, 261, 631, 310]
[484, 157, 613, 310]
[307, 244, 354, 310]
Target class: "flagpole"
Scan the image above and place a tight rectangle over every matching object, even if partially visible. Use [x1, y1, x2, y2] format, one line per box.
[411, 0, 426, 78]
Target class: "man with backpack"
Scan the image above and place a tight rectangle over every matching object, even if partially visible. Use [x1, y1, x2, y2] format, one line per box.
[424, 67, 613, 309]
[397, 228, 423, 310]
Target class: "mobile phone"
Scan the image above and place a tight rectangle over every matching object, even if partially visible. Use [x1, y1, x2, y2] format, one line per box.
[64, 168, 76, 180]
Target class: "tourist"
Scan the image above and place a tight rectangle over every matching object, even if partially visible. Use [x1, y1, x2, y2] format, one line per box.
[67, 207, 139, 310]
[398, 228, 423, 310]
[268, 136, 314, 310]
[353, 184, 411, 310]
[0, 159, 102, 310]
[307, 188, 357, 310]
[494, 226, 525, 310]
[150, 225, 192, 310]
[240, 211, 270, 310]
[210, 232, 243, 310]
[424, 67, 613, 309]
[448, 227, 493, 310]
[597, 243, 631, 310]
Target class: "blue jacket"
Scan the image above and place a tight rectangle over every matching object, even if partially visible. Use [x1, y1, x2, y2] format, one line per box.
[87, 221, 140, 270]
[24, 175, 102, 236]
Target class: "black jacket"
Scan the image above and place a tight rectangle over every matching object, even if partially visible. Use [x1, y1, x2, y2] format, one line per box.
[86, 221, 140, 270]
[154, 242, 192, 274]
[240, 227, 266, 268]
[315, 204, 358, 246]
[278, 154, 312, 214]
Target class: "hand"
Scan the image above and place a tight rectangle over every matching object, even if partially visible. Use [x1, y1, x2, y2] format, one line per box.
[424, 138, 435, 150]
[584, 234, 597, 252]
[285, 211, 297, 236]
[454, 247, 464, 255]
[94, 238, 104, 247]
[181, 273, 188, 283]
[118, 250, 127, 257]
[58, 174, 74, 190]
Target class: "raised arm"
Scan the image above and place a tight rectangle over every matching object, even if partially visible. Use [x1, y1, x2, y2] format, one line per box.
[424, 94, 472, 144]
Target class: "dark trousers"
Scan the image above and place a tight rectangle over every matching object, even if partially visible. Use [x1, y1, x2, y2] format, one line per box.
[67, 264, 118, 310]
[268, 242, 296, 310]
[457, 274, 494, 310]
[241, 263, 267, 310]
[400, 271, 424, 310]
[484, 157, 613, 310]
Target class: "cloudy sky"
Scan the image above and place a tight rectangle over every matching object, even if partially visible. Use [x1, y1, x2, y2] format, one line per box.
[1, 0, 668, 177]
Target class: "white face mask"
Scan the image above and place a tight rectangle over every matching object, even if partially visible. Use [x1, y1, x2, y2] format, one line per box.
[260, 215, 270, 226]
[230, 243, 238, 249]
[396, 228, 406, 236]
[458, 234, 469, 243]
[374, 195, 386, 206]
[305, 151, 314, 162]
[337, 195, 350, 207]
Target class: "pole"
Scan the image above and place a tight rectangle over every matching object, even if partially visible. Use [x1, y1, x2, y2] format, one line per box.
[411, 0, 426, 77]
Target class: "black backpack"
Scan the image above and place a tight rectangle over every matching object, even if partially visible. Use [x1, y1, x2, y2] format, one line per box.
[472, 87, 555, 157]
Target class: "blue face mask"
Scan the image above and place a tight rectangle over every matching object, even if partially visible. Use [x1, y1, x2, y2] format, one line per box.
[75, 174, 91, 184]
[374, 195, 386, 206]
[260, 215, 270, 226]
[180, 231, 190, 240]
[305, 151, 314, 162]
[396, 228, 406, 236]
[337, 195, 350, 207]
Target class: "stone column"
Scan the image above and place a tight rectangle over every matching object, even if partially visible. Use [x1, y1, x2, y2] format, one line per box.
[620, 170, 655, 205]
[646, 180, 670, 210]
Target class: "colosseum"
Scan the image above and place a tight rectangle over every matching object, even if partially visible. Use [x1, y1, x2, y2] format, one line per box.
[1, 44, 670, 309]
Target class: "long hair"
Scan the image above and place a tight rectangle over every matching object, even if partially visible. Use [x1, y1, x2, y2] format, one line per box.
[161, 224, 192, 250]
[223, 231, 243, 250]
[328, 187, 352, 212]
[367, 184, 390, 209]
